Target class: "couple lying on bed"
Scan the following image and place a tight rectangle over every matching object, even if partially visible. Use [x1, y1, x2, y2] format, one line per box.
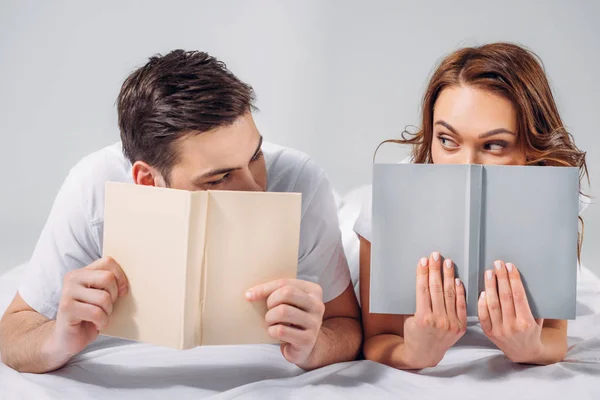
[0, 42, 588, 374]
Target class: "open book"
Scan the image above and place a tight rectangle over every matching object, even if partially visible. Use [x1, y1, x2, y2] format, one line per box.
[370, 164, 579, 319]
[100, 182, 302, 349]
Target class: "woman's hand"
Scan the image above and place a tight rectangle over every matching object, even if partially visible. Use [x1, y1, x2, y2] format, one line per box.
[403, 252, 467, 368]
[478, 261, 546, 363]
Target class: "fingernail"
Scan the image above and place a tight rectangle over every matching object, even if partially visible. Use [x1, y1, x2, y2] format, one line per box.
[420, 258, 428, 267]
[506, 263, 514, 272]
[486, 270, 493, 280]
[494, 260, 502, 271]
[445, 259, 452, 269]
[245, 290, 253, 300]
[455, 278, 461, 286]
[432, 252, 440, 262]
[480, 291, 486, 300]
[118, 285, 128, 296]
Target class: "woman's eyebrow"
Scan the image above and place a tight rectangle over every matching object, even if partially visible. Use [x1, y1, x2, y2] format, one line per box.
[434, 120, 515, 138]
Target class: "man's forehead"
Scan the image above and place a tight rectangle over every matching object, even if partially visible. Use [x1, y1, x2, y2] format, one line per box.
[174, 118, 261, 172]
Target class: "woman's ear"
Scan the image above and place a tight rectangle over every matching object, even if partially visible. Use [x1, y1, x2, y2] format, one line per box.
[131, 161, 167, 187]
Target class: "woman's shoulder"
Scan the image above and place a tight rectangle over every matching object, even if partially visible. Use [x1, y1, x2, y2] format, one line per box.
[352, 157, 412, 242]
[352, 185, 373, 242]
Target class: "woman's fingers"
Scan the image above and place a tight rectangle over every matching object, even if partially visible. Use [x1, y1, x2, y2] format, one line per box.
[442, 259, 457, 320]
[428, 252, 446, 316]
[415, 257, 432, 314]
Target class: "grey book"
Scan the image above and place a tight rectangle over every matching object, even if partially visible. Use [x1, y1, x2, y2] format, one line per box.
[370, 163, 579, 319]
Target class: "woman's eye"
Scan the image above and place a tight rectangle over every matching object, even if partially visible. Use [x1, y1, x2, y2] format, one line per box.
[484, 142, 507, 152]
[438, 135, 458, 148]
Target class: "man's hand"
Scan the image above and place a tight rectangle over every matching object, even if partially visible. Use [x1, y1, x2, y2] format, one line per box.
[49, 256, 128, 367]
[246, 279, 325, 367]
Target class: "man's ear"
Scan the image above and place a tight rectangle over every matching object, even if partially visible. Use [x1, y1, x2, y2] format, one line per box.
[131, 161, 167, 187]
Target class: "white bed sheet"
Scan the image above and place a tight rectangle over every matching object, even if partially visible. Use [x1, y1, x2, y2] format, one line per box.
[1, 189, 599, 399]
[2, 262, 599, 399]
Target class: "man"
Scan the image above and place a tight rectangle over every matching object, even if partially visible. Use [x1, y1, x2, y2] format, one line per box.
[0, 50, 361, 373]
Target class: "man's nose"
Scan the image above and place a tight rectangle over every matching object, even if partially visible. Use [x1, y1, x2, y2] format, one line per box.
[238, 168, 262, 192]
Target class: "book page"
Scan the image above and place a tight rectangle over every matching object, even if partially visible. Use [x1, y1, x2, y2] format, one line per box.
[200, 191, 301, 345]
[101, 182, 191, 349]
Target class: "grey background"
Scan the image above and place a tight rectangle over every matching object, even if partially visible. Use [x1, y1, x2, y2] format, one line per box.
[0, 0, 598, 275]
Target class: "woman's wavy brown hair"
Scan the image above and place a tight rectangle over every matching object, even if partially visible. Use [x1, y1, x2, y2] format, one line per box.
[379, 42, 589, 258]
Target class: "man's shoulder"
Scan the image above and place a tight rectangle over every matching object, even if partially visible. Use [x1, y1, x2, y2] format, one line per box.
[63, 142, 132, 222]
[263, 142, 325, 194]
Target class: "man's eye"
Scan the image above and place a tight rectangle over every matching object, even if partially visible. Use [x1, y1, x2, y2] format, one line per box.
[251, 150, 263, 162]
[207, 173, 230, 186]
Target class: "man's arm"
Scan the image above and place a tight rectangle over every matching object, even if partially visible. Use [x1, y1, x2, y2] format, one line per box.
[0, 294, 62, 373]
[298, 283, 362, 370]
[0, 257, 128, 373]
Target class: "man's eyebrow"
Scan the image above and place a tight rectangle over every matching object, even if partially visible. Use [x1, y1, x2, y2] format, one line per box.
[194, 135, 264, 181]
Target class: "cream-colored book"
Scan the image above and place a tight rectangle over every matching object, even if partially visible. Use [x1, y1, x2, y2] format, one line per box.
[100, 182, 301, 349]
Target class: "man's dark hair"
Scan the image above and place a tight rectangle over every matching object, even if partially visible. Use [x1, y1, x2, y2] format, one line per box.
[117, 49, 256, 182]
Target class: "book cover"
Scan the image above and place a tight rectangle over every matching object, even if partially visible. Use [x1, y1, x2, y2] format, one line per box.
[370, 164, 579, 319]
[101, 182, 302, 348]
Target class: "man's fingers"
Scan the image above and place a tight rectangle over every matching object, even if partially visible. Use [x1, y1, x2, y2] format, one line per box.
[246, 279, 322, 302]
[266, 285, 322, 314]
[68, 301, 109, 330]
[71, 287, 114, 316]
[77, 270, 119, 303]
[268, 324, 313, 349]
[265, 304, 316, 330]
[88, 257, 129, 296]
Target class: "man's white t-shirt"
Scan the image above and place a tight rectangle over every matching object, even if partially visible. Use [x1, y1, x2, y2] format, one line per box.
[19, 141, 351, 320]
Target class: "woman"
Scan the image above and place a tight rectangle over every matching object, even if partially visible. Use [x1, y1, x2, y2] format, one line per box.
[355, 42, 588, 369]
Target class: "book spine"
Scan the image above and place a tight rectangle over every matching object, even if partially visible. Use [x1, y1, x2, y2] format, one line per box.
[465, 165, 483, 316]
[198, 192, 210, 345]
[181, 192, 209, 348]
[181, 194, 193, 349]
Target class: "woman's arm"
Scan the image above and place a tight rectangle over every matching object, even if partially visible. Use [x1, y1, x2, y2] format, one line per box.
[359, 236, 415, 368]
[359, 236, 467, 369]
[537, 319, 568, 364]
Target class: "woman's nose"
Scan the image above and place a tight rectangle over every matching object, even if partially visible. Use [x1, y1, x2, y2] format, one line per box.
[461, 150, 479, 165]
